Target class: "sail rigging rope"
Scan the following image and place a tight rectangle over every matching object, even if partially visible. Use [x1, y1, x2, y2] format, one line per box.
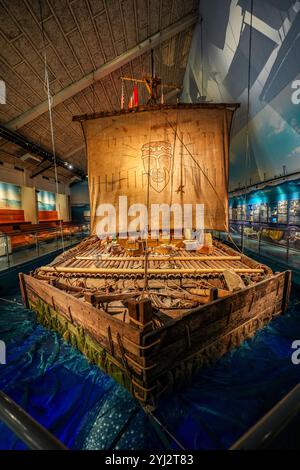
[226, 1, 254, 250]
[227, 232, 243, 253]
[39, 0, 65, 251]
[169, 108, 179, 207]
[242, 0, 254, 250]
[142, 112, 153, 295]
[163, 113, 227, 212]
[200, 16, 204, 98]
[245, 0, 254, 185]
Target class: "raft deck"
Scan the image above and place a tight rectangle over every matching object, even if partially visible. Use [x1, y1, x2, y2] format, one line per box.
[19, 236, 291, 408]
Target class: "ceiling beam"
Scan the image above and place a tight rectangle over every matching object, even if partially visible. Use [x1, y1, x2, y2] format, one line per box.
[5, 12, 198, 132]
[64, 145, 85, 159]
[30, 162, 54, 179]
[0, 125, 85, 179]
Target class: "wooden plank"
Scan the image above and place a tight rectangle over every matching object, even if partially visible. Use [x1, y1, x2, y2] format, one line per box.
[144, 301, 282, 382]
[26, 285, 146, 376]
[23, 274, 142, 355]
[141, 272, 286, 352]
[18, 273, 29, 309]
[142, 276, 286, 380]
[281, 270, 292, 314]
[149, 288, 280, 364]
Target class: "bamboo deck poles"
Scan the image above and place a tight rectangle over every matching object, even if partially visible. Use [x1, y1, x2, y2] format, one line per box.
[39, 266, 264, 274]
[75, 255, 243, 261]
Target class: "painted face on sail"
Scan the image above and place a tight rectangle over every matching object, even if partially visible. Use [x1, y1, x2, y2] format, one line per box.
[141, 141, 172, 193]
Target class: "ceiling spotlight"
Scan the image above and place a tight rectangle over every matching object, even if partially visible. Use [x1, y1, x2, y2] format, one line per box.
[64, 161, 68, 166]
[68, 163, 73, 170]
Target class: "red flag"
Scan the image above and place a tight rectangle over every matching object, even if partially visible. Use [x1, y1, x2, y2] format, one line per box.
[121, 80, 124, 110]
[128, 83, 138, 109]
[133, 83, 138, 107]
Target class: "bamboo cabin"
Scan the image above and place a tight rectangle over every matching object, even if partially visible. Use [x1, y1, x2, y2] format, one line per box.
[19, 104, 291, 408]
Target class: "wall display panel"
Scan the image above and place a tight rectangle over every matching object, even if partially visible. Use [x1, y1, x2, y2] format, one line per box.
[248, 204, 253, 222]
[237, 205, 246, 221]
[269, 202, 278, 224]
[231, 207, 238, 220]
[37, 190, 56, 211]
[289, 200, 300, 225]
[278, 200, 288, 224]
[260, 203, 268, 223]
[0, 181, 21, 209]
[252, 204, 261, 222]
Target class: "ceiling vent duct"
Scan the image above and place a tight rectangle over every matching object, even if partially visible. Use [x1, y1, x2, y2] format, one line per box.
[20, 153, 41, 165]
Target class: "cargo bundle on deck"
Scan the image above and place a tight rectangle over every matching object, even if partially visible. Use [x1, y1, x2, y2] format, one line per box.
[19, 104, 291, 408]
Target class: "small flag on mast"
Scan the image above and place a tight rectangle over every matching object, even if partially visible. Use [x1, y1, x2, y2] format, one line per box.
[128, 82, 139, 108]
[133, 82, 138, 106]
[121, 80, 124, 110]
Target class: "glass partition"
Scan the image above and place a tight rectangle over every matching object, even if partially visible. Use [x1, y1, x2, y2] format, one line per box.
[269, 203, 278, 224]
[289, 200, 300, 225]
[260, 203, 268, 223]
[0, 223, 89, 271]
[224, 221, 300, 271]
[278, 201, 288, 224]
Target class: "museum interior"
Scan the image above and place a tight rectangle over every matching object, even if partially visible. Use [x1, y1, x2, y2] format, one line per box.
[0, 0, 299, 454]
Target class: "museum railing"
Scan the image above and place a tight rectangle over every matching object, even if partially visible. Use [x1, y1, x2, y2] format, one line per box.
[213, 221, 300, 271]
[231, 383, 300, 449]
[2, 220, 298, 273]
[0, 223, 90, 271]
[0, 390, 67, 450]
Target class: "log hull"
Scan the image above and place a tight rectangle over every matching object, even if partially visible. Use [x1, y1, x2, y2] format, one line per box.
[19, 238, 292, 409]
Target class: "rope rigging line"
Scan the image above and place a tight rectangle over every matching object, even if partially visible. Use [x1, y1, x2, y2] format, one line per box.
[163, 113, 227, 212]
[227, 232, 243, 253]
[168, 108, 179, 207]
[39, 0, 64, 251]
[242, 0, 254, 249]
[200, 16, 204, 98]
[245, 0, 254, 178]
[142, 113, 153, 295]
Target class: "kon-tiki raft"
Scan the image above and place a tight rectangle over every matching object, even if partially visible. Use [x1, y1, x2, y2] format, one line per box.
[19, 104, 291, 408]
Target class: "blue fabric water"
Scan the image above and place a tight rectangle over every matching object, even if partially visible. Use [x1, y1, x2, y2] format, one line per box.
[0, 287, 299, 450]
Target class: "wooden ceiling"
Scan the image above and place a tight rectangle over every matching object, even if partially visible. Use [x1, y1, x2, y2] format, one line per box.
[0, 0, 198, 182]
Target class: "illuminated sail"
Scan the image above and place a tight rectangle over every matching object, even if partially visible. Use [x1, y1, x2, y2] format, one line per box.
[80, 104, 238, 233]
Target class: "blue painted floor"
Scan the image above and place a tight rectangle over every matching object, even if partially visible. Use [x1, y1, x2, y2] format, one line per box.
[0, 283, 300, 449]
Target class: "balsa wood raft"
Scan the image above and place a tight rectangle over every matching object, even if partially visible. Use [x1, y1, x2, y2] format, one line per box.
[19, 103, 291, 407]
[19, 235, 291, 408]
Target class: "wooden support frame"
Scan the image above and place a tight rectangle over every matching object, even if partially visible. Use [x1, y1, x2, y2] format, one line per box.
[20, 268, 291, 407]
